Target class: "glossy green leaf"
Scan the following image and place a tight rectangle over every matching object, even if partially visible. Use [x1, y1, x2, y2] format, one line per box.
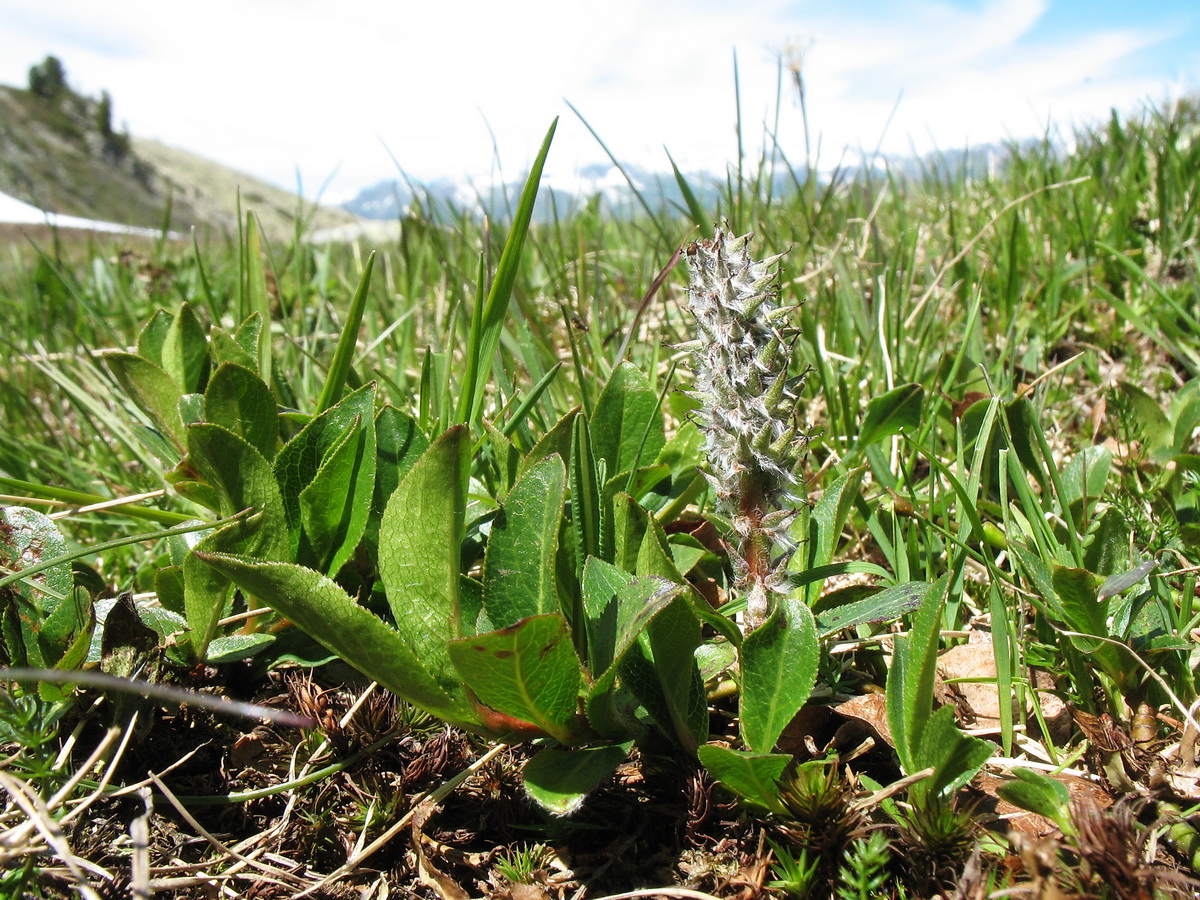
[1052, 566, 1105, 634]
[136, 308, 173, 366]
[1004, 397, 1046, 488]
[367, 405, 429, 552]
[482, 455, 566, 627]
[740, 593, 819, 752]
[806, 466, 866, 572]
[626, 592, 707, 752]
[1083, 507, 1132, 577]
[183, 424, 289, 658]
[581, 557, 682, 680]
[206, 632, 275, 664]
[186, 424, 288, 551]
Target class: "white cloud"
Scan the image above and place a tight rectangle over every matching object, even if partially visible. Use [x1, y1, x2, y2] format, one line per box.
[0, 0, 1192, 197]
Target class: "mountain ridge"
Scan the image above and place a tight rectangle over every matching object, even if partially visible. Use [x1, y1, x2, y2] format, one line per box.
[0, 75, 356, 243]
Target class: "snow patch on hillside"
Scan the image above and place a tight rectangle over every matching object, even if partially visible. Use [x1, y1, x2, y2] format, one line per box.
[0, 190, 177, 237]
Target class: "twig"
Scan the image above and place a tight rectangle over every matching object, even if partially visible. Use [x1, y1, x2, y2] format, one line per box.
[0, 668, 316, 728]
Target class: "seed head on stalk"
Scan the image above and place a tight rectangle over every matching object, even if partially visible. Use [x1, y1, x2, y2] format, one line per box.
[679, 225, 810, 629]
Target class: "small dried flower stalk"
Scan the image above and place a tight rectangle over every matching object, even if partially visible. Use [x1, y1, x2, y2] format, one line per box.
[680, 226, 809, 629]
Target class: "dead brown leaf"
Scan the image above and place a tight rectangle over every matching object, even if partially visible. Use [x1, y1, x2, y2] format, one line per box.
[412, 800, 470, 900]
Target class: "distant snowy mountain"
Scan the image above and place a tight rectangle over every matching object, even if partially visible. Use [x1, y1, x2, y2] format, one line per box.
[338, 160, 731, 222]
[337, 143, 1020, 224]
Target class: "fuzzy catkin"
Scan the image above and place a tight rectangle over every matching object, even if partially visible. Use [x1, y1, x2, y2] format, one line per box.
[681, 226, 809, 627]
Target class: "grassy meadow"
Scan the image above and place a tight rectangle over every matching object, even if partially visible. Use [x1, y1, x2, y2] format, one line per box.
[1, 97, 1199, 899]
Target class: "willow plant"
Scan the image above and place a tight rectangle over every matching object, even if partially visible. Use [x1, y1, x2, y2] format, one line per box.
[679, 226, 810, 629]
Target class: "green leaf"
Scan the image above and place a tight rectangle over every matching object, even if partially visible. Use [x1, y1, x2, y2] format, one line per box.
[183, 424, 290, 659]
[740, 594, 820, 752]
[696, 745, 789, 814]
[666, 148, 708, 232]
[1060, 445, 1111, 520]
[886, 578, 947, 773]
[457, 119, 557, 428]
[153, 565, 185, 615]
[161, 301, 209, 394]
[273, 383, 377, 536]
[570, 413, 606, 573]
[590, 361, 666, 481]
[581, 557, 682, 680]
[206, 632, 275, 664]
[298, 412, 376, 575]
[316, 252, 375, 414]
[523, 744, 630, 816]
[106, 351, 185, 448]
[204, 363, 277, 461]
[856, 383, 923, 448]
[806, 466, 866, 572]
[517, 407, 578, 480]
[482, 455, 566, 627]
[910, 706, 994, 803]
[630, 591, 707, 752]
[234, 312, 264, 367]
[186, 424, 288, 553]
[368, 406, 429, 552]
[1113, 381, 1172, 454]
[136, 308, 173, 366]
[208, 326, 258, 371]
[483, 422, 520, 500]
[0, 506, 74, 667]
[995, 768, 1073, 834]
[1004, 397, 1046, 488]
[378, 425, 470, 693]
[815, 580, 928, 636]
[1083, 507, 1131, 577]
[1051, 566, 1105, 635]
[243, 212, 273, 389]
[196, 552, 476, 725]
[448, 614, 583, 743]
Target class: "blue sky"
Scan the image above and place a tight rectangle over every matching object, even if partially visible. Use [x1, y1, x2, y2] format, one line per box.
[0, 0, 1196, 200]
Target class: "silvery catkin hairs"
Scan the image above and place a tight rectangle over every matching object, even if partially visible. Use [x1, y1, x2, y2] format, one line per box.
[679, 226, 810, 629]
